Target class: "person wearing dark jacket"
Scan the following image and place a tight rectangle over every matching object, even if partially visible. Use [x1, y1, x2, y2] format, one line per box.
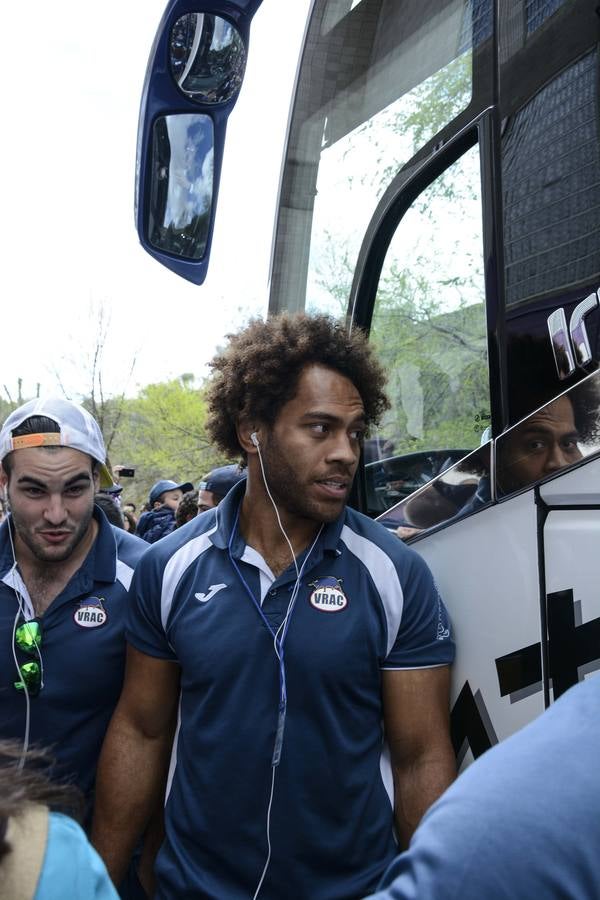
[136, 480, 193, 544]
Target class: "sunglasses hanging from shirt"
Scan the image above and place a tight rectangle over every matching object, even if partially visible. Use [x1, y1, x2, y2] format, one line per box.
[13, 620, 44, 697]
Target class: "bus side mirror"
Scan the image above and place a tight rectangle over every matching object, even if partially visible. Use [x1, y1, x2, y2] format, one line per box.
[136, 3, 263, 284]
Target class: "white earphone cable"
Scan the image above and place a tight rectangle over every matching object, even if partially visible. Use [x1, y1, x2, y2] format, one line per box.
[7, 520, 32, 769]
[251, 438, 323, 899]
[254, 438, 299, 580]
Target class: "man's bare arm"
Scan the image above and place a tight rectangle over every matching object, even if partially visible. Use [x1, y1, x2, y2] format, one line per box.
[382, 665, 456, 848]
[91, 645, 180, 886]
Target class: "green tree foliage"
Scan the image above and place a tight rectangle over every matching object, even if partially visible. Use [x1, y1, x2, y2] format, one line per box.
[369, 262, 489, 454]
[107, 376, 231, 509]
[316, 146, 490, 459]
[314, 50, 490, 463]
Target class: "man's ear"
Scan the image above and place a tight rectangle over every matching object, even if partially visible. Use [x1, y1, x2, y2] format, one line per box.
[236, 419, 262, 455]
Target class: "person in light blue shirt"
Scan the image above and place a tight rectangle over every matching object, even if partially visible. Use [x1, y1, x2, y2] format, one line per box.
[0, 740, 118, 900]
[34, 813, 119, 900]
[367, 675, 600, 900]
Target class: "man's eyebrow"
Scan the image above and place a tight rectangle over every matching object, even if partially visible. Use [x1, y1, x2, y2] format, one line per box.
[518, 424, 555, 436]
[300, 410, 367, 425]
[520, 423, 579, 436]
[16, 472, 92, 488]
[64, 472, 93, 486]
[16, 475, 47, 488]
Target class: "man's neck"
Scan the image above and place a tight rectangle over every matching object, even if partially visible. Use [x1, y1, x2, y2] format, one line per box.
[238, 493, 321, 579]
[15, 519, 98, 616]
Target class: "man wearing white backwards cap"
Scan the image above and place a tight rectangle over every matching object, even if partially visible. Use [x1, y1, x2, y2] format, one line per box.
[0, 398, 147, 821]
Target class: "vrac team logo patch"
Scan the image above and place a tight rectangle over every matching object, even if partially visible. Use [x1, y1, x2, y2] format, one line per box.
[73, 597, 107, 629]
[308, 577, 348, 613]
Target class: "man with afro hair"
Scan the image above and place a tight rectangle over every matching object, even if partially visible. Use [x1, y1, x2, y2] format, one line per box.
[93, 314, 455, 900]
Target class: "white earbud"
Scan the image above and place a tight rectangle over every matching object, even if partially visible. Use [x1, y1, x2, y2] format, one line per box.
[250, 432, 260, 448]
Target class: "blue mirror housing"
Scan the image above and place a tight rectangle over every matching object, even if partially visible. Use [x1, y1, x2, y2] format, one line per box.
[136, 1, 263, 284]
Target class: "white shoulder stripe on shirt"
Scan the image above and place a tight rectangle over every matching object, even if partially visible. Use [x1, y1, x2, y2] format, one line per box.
[116, 559, 135, 591]
[161, 526, 218, 631]
[340, 524, 404, 657]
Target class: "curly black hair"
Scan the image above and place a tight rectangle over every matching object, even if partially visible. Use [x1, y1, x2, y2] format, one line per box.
[205, 314, 390, 459]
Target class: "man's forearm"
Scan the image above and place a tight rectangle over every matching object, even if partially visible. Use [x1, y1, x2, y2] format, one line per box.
[91, 709, 174, 886]
[393, 743, 456, 848]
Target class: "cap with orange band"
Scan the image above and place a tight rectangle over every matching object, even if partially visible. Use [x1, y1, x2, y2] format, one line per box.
[0, 398, 113, 488]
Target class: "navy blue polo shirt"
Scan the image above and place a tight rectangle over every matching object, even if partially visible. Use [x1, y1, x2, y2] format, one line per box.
[127, 483, 454, 900]
[0, 507, 147, 801]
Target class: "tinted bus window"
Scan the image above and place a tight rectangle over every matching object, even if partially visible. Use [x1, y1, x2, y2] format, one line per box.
[498, 0, 600, 424]
[365, 143, 490, 516]
[270, 0, 491, 316]
[526, 0, 569, 34]
[502, 51, 600, 308]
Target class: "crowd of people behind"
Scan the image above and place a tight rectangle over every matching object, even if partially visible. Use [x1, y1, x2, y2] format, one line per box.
[94, 466, 247, 544]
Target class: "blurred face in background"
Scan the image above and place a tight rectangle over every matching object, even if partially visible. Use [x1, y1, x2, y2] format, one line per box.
[155, 489, 184, 511]
[197, 489, 221, 514]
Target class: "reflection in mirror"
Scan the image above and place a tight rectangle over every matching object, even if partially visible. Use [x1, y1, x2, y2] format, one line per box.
[148, 114, 214, 260]
[496, 374, 600, 498]
[376, 444, 492, 540]
[170, 13, 246, 104]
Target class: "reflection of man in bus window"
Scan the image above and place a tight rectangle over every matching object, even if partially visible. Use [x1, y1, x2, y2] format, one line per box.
[496, 395, 582, 494]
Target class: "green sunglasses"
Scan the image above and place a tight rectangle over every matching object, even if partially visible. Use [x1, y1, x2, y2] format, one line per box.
[14, 620, 43, 697]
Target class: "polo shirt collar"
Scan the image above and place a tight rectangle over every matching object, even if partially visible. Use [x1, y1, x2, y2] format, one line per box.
[210, 479, 346, 558]
[90, 506, 118, 584]
[0, 518, 15, 578]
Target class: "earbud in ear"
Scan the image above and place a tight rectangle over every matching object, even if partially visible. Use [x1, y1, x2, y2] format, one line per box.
[250, 432, 260, 448]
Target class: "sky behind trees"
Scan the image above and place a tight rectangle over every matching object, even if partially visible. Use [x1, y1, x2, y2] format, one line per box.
[0, 0, 311, 402]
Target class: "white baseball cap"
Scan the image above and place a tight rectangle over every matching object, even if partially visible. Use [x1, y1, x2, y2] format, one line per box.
[0, 397, 113, 488]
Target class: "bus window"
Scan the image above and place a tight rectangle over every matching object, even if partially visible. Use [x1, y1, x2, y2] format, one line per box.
[377, 443, 492, 537]
[270, 0, 493, 315]
[525, 0, 569, 34]
[502, 50, 600, 310]
[499, 1, 600, 423]
[365, 142, 490, 517]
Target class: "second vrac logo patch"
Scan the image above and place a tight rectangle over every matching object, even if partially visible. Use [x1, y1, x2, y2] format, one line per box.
[73, 597, 107, 628]
[309, 576, 348, 612]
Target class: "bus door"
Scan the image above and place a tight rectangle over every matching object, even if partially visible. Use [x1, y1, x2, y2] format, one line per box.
[267, 0, 600, 758]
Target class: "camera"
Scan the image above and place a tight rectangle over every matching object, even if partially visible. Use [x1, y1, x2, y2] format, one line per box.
[118, 467, 135, 478]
